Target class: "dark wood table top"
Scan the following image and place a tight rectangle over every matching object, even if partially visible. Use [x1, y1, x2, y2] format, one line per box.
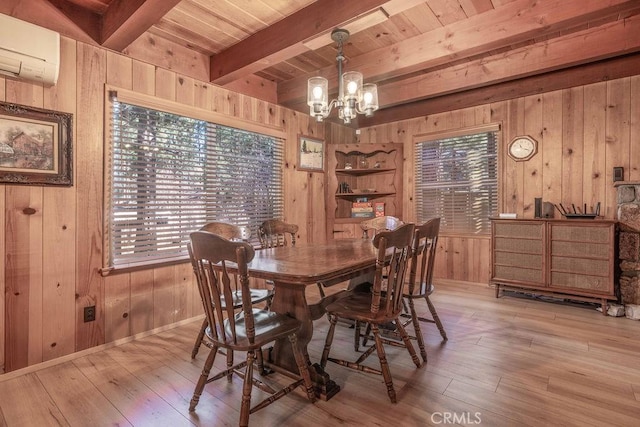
[248, 238, 378, 286]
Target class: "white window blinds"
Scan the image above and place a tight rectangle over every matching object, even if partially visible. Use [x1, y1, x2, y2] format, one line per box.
[106, 94, 283, 270]
[415, 126, 499, 234]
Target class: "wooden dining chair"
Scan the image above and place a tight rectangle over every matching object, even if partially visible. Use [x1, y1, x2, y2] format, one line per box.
[190, 221, 273, 359]
[258, 219, 328, 299]
[359, 218, 447, 360]
[257, 219, 298, 248]
[320, 223, 421, 403]
[360, 215, 404, 239]
[188, 231, 316, 426]
[400, 218, 447, 363]
[353, 215, 404, 350]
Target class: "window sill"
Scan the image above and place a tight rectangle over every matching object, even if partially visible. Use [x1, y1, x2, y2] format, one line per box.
[100, 256, 191, 276]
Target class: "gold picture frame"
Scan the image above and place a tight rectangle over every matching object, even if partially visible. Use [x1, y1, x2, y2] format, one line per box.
[0, 102, 73, 186]
[298, 134, 324, 172]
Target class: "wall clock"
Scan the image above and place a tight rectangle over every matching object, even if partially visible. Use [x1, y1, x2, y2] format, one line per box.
[508, 135, 538, 161]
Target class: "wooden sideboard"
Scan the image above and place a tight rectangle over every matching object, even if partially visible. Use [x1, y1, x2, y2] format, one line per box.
[490, 218, 618, 313]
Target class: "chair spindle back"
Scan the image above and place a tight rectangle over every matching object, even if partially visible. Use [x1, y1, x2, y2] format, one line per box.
[370, 223, 415, 315]
[258, 219, 298, 248]
[361, 215, 404, 239]
[189, 231, 256, 345]
[407, 218, 440, 297]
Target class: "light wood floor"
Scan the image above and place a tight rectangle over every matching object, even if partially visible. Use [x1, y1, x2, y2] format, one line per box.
[2, 281, 640, 426]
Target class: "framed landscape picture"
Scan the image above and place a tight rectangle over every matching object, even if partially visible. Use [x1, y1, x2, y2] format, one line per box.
[298, 135, 324, 172]
[0, 102, 73, 186]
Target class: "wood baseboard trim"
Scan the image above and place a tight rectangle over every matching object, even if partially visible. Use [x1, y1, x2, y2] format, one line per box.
[0, 315, 204, 382]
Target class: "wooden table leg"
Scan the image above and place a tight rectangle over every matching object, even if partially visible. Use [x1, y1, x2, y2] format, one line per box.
[268, 281, 340, 400]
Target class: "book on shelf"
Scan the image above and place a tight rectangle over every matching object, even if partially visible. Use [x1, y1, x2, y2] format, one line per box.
[351, 207, 374, 213]
[374, 202, 385, 217]
[352, 201, 373, 208]
[351, 211, 375, 218]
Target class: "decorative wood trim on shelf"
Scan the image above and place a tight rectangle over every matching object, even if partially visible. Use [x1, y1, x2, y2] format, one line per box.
[336, 192, 395, 198]
[335, 168, 395, 175]
[335, 217, 374, 224]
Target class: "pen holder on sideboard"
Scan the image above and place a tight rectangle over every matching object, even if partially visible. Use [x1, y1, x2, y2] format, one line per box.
[534, 198, 542, 218]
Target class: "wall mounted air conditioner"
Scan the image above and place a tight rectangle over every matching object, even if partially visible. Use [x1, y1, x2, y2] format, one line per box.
[0, 14, 60, 86]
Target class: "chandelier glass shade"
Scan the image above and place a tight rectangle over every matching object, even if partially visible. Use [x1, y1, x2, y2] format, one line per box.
[307, 29, 379, 124]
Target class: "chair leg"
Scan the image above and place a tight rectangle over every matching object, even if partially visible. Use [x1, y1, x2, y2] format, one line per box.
[354, 321, 361, 352]
[264, 281, 275, 311]
[361, 322, 372, 348]
[371, 324, 397, 404]
[256, 347, 266, 375]
[191, 318, 208, 359]
[226, 347, 234, 382]
[239, 350, 255, 427]
[321, 315, 338, 368]
[407, 298, 428, 363]
[265, 293, 274, 311]
[189, 344, 219, 411]
[395, 319, 422, 368]
[425, 295, 447, 340]
[289, 333, 317, 402]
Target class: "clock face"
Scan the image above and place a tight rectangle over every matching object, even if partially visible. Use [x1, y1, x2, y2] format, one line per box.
[508, 136, 537, 161]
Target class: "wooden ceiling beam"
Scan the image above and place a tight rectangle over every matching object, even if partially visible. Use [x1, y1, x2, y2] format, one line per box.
[210, 0, 422, 86]
[44, 0, 102, 42]
[358, 53, 640, 127]
[377, 13, 640, 107]
[277, 0, 640, 106]
[100, 0, 183, 51]
[40, 0, 182, 50]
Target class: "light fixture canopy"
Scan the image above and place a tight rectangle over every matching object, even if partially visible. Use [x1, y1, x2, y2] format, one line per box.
[307, 29, 379, 124]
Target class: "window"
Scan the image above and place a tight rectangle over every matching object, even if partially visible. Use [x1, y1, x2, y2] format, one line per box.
[414, 125, 499, 234]
[104, 89, 284, 271]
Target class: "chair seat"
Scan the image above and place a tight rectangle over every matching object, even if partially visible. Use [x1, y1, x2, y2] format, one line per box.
[325, 291, 401, 324]
[206, 308, 302, 351]
[191, 288, 273, 359]
[219, 288, 273, 308]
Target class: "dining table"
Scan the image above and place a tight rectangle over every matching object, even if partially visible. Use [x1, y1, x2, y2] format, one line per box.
[247, 238, 379, 400]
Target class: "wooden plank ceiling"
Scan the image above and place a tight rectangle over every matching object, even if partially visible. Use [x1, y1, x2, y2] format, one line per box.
[4, 0, 640, 126]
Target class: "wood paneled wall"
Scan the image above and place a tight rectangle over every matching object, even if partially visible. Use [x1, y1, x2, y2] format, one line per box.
[358, 75, 640, 285]
[1, 35, 639, 373]
[0, 38, 325, 372]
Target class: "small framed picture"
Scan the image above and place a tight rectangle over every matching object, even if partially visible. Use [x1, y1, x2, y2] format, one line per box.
[298, 135, 324, 172]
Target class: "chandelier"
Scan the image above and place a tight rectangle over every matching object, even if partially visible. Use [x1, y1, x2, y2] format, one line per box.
[307, 29, 379, 124]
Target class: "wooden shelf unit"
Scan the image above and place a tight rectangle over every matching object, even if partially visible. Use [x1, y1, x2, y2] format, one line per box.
[490, 218, 618, 313]
[326, 143, 403, 240]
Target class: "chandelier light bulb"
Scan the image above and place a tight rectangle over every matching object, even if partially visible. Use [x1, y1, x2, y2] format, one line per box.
[363, 91, 373, 104]
[347, 80, 358, 95]
[312, 86, 323, 100]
